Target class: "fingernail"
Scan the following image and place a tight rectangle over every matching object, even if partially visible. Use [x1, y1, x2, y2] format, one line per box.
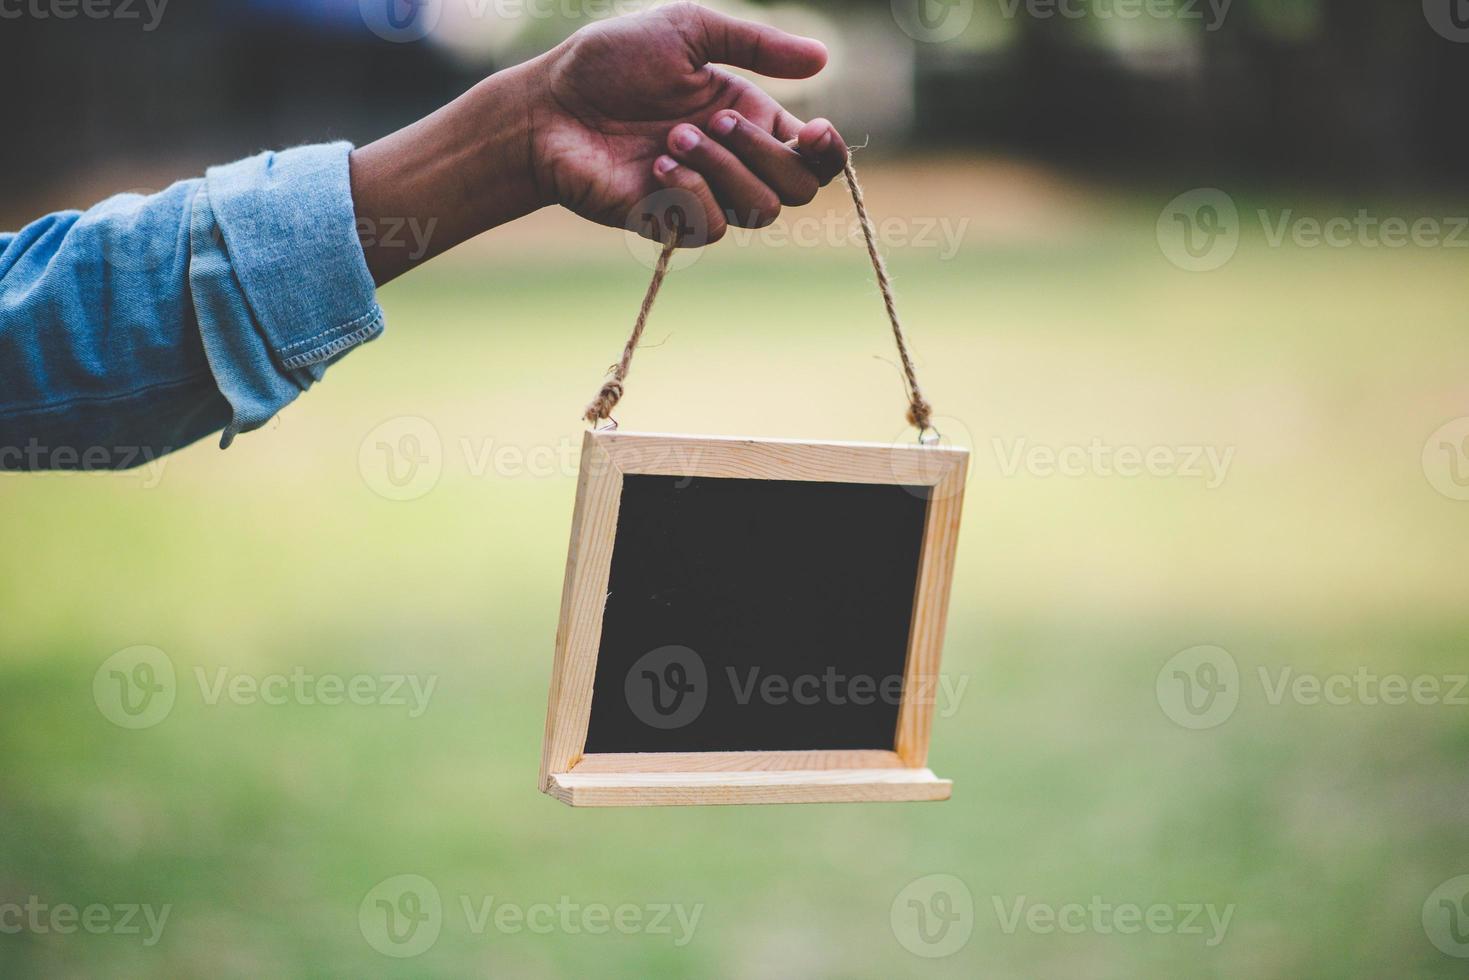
[814, 129, 833, 152]
[711, 114, 737, 137]
[655, 156, 678, 175]
[671, 127, 699, 153]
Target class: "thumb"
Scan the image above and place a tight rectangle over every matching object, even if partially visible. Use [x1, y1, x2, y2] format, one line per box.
[668, 2, 828, 79]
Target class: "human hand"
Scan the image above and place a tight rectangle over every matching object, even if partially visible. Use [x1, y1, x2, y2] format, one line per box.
[527, 2, 851, 244]
[350, 3, 848, 284]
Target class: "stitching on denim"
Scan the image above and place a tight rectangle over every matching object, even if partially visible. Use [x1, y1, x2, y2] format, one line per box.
[277, 309, 384, 371]
[276, 306, 381, 354]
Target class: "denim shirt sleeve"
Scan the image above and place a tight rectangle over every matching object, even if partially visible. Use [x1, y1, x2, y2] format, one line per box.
[0, 142, 383, 470]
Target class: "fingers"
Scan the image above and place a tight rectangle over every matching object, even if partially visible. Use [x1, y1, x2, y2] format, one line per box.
[650, 155, 728, 245]
[653, 113, 852, 241]
[666, 124, 781, 227]
[794, 117, 850, 186]
[705, 110, 821, 206]
[665, 1, 827, 79]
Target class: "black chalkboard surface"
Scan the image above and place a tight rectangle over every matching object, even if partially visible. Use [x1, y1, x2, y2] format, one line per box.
[583, 474, 930, 753]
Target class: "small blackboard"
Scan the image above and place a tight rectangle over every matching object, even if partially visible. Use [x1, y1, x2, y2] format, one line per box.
[539, 431, 968, 807]
[584, 474, 928, 753]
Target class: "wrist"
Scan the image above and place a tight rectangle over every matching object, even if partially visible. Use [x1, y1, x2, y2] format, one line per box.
[463, 52, 558, 216]
[349, 56, 553, 285]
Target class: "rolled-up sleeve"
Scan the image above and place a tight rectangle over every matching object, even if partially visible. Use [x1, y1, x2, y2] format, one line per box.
[0, 141, 383, 469]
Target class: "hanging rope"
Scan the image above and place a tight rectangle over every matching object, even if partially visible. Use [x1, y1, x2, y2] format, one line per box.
[581, 229, 679, 425]
[840, 156, 934, 433]
[583, 152, 934, 434]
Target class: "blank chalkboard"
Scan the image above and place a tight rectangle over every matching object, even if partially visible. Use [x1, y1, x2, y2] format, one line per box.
[582, 474, 930, 753]
[539, 431, 967, 806]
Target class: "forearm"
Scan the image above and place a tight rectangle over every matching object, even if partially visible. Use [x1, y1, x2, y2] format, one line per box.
[349, 54, 555, 286]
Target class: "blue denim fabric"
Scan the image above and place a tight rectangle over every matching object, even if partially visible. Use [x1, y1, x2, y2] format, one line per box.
[0, 142, 383, 470]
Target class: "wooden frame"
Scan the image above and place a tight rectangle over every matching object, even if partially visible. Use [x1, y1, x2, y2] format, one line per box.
[539, 430, 968, 806]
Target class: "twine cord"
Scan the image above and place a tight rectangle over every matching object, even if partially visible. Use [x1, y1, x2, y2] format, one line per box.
[583, 152, 934, 434]
[840, 156, 934, 434]
[582, 229, 680, 426]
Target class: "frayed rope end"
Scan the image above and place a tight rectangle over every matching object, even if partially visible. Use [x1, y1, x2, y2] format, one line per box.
[906, 396, 933, 432]
[583, 380, 624, 424]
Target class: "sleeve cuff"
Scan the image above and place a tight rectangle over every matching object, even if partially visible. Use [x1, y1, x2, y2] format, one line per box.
[190, 142, 384, 448]
[205, 141, 382, 370]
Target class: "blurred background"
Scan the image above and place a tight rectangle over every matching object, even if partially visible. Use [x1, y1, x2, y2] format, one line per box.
[2, 0, 1468, 976]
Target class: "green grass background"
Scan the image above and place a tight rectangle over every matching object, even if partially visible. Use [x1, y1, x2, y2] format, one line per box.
[2, 165, 1468, 977]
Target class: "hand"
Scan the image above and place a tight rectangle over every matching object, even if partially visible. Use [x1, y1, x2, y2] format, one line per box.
[349, 4, 848, 284]
[528, 2, 851, 244]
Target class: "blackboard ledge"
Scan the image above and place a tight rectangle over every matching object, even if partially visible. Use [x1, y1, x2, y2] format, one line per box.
[546, 768, 952, 807]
